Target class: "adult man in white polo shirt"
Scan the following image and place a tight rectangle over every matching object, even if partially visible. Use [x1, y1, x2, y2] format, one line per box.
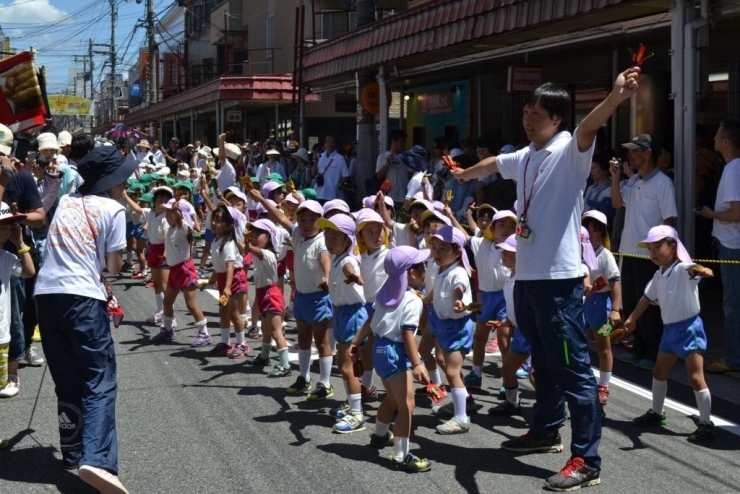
[699, 120, 740, 373]
[313, 135, 349, 204]
[610, 134, 677, 371]
[453, 67, 641, 492]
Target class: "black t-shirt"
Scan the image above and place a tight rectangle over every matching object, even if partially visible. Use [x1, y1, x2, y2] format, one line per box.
[2, 169, 43, 255]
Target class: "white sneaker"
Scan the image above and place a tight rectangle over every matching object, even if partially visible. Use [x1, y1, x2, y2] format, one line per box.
[24, 346, 45, 366]
[78, 465, 129, 494]
[0, 375, 20, 398]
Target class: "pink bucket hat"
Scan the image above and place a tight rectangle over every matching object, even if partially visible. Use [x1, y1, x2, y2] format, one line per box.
[376, 246, 430, 308]
[428, 226, 471, 276]
[638, 225, 692, 263]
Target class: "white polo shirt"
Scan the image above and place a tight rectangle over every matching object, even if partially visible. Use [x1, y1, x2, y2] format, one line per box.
[713, 158, 740, 249]
[146, 210, 169, 244]
[292, 226, 328, 294]
[589, 245, 620, 293]
[503, 274, 517, 327]
[360, 247, 389, 304]
[328, 253, 366, 306]
[376, 151, 410, 203]
[253, 249, 279, 289]
[469, 237, 509, 292]
[165, 225, 191, 266]
[315, 150, 350, 201]
[425, 258, 439, 294]
[216, 159, 236, 191]
[432, 263, 472, 320]
[211, 237, 243, 272]
[371, 290, 423, 342]
[619, 168, 677, 255]
[496, 129, 594, 280]
[644, 261, 701, 324]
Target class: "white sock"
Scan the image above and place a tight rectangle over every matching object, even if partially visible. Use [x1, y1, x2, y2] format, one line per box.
[195, 319, 208, 335]
[361, 370, 374, 389]
[598, 371, 612, 386]
[163, 316, 173, 331]
[393, 436, 409, 461]
[235, 331, 245, 345]
[299, 349, 311, 381]
[505, 385, 519, 405]
[319, 356, 332, 386]
[430, 368, 442, 385]
[348, 393, 362, 414]
[694, 388, 712, 424]
[220, 327, 230, 345]
[126, 251, 133, 263]
[472, 365, 482, 378]
[451, 387, 468, 421]
[652, 378, 668, 415]
[155, 292, 164, 313]
[374, 421, 390, 438]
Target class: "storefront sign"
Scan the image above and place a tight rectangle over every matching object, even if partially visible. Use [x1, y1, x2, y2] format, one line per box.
[48, 95, 92, 116]
[335, 93, 357, 113]
[360, 82, 391, 115]
[507, 65, 544, 93]
[417, 91, 454, 116]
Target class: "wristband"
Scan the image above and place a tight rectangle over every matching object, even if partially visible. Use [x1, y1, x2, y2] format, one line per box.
[17, 246, 31, 255]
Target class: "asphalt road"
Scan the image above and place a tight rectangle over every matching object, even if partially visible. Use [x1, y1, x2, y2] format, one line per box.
[1, 269, 739, 494]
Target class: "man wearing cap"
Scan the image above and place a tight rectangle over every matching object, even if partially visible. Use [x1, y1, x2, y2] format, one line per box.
[452, 68, 642, 490]
[164, 137, 187, 167]
[34, 147, 133, 494]
[610, 133, 677, 370]
[313, 135, 350, 205]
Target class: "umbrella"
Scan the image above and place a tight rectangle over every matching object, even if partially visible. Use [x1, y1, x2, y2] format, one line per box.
[105, 124, 150, 143]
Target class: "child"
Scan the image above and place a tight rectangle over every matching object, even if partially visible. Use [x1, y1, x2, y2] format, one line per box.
[151, 199, 209, 343]
[427, 225, 474, 434]
[143, 186, 174, 324]
[203, 204, 249, 354]
[0, 205, 35, 398]
[130, 192, 151, 280]
[355, 209, 390, 403]
[462, 210, 516, 389]
[376, 191, 417, 248]
[351, 246, 431, 472]
[245, 218, 291, 377]
[582, 210, 622, 405]
[124, 184, 145, 270]
[317, 214, 369, 432]
[465, 203, 496, 238]
[488, 234, 533, 416]
[624, 225, 716, 442]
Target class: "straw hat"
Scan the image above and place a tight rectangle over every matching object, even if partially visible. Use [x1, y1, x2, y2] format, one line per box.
[138, 139, 152, 149]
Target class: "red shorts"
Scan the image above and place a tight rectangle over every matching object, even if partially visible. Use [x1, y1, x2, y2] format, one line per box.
[244, 252, 252, 268]
[277, 258, 286, 278]
[256, 285, 284, 315]
[167, 259, 198, 290]
[147, 243, 167, 269]
[216, 268, 248, 295]
[285, 250, 294, 272]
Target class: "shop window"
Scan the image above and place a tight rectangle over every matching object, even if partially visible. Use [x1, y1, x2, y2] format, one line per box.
[412, 126, 425, 148]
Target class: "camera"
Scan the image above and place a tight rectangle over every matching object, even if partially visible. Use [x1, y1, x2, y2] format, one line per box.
[37, 157, 50, 169]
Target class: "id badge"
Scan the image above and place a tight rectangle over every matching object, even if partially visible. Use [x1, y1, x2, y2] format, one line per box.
[516, 221, 534, 244]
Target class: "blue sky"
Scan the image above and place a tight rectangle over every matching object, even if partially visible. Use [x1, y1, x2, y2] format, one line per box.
[0, 0, 173, 97]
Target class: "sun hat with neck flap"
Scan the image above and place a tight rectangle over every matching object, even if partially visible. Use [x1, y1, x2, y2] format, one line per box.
[77, 147, 137, 196]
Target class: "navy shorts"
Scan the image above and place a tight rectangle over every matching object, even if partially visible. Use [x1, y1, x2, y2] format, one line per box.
[660, 315, 707, 358]
[373, 336, 411, 381]
[294, 290, 333, 325]
[204, 228, 215, 243]
[510, 326, 532, 356]
[126, 221, 136, 238]
[431, 315, 473, 354]
[132, 224, 147, 241]
[585, 292, 611, 330]
[478, 290, 507, 324]
[332, 303, 368, 344]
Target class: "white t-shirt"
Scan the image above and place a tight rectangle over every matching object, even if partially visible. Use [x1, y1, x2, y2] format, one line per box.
[275, 225, 290, 261]
[432, 263, 472, 320]
[713, 158, 740, 249]
[496, 130, 594, 280]
[165, 225, 191, 266]
[589, 245, 620, 293]
[146, 210, 170, 244]
[132, 207, 149, 226]
[503, 274, 517, 327]
[292, 227, 328, 294]
[0, 250, 22, 344]
[425, 258, 439, 294]
[371, 290, 423, 342]
[619, 168, 678, 255]
[644, 261, 701, 324]
[211, 236, 242, 272]
[315, 150, 349, 201]
[216, 159, 237, 191]
[376, 151, 409, 203]
[36, 194, 126, 301]
[253, 249, 279, 288]
[360, 247, 389, 304]
[329, 253, 366, 306]
[469, 237, 509, 292]
[406, 171, 433, 201]
[390, 222, 412, 248]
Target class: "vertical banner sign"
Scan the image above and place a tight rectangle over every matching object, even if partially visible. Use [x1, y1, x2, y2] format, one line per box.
[0, 51, 47, 130]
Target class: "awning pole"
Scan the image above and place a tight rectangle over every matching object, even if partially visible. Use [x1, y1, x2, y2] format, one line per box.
[671, 0, 686, 243]
[378, 66, 388, 153]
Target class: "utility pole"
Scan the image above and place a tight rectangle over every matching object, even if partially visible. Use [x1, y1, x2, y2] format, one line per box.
[73, 55, 88, 98]
[89, 39, 95, 103]
[146, 0, 157, 106]
[109, 0, 117, 122]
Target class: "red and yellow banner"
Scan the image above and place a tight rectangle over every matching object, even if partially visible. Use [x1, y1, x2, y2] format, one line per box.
[0, 51, 46, 130]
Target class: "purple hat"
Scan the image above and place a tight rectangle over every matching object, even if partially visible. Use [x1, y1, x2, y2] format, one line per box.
[355, 209, 384, 231]
[638, 225, 692, 263]
[256, 199, 277, 217]
[362, 196, 376, 209]
[428, 225, 471, 276]
[224, 186, 247, 204]
[261, 181, 284, 198]
[316, 214, 358, 260]
[582, 210, 607, 226]
[580, 226, 599, 271]
[152, 186, 174, 197]
[163, 198, 194, 228]
[372, 194, 394, 209]
[496, 233, 517, 253]
[431, 200, 445, 213]
[296, 199, 324, 217]
[284, 191, 304, 205]
[409, 198, 433, 212]
[250, 218, 278, 248]
[323, 199, 350, 216]
[421, 209, 451, 227]
[376, 246, 430, 308]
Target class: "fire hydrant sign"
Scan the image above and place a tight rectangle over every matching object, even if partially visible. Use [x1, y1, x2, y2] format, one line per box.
[507, 65, 544, 93]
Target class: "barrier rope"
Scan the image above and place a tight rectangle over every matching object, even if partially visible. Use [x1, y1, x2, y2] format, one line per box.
[613, 251, 740, 265]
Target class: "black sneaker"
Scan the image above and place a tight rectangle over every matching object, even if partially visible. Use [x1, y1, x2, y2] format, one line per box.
[248, 354, 271, 366]
[488, 400, 522, 417]
[286, 376, 311, 395]
[688, 421, 716, 442]
[307, 382, 334, 401]
[369, 431, 394, 449]
[544, 457, 600, 491]
[501, 431, 563, 453]
[632, 409, 667, 427]
[390, 453, 432, 473]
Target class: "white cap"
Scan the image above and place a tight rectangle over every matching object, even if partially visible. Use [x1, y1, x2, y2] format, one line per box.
[0, 124, 13, 155]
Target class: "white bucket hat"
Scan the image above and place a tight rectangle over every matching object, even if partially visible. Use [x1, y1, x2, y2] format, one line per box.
[58, 131, 72, 148]
[37, 132, 61, 151]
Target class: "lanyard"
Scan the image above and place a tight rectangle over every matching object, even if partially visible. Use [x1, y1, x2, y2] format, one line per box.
[521, 155, 539, 220]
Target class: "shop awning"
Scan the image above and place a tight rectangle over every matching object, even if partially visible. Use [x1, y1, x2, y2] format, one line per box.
[125, 75, 318, 124]
[302, 0, 672, 85]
